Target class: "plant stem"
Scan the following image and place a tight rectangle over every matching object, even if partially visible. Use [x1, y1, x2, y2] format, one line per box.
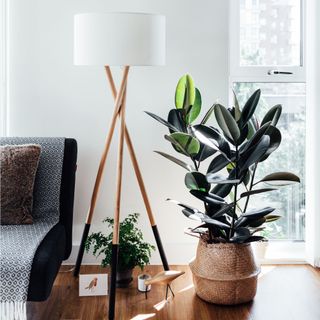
[229, 145, 239, 239]
[192, 158, 199, 171]
[243, 163, 257, 213]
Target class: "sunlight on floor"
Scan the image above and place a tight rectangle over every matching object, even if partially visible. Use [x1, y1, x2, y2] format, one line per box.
[178, 284, 194, 293]
[130, 313, 156, 320]
[258, 266, 276, 279]
[153, 299, 168, 311]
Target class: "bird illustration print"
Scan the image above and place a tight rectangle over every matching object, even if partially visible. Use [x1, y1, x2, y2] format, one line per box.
[85, 277, 98, 292]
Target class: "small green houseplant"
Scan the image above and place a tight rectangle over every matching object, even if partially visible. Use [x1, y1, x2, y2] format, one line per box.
[146, 74, 300, 304]
[85, 213, 155, 287]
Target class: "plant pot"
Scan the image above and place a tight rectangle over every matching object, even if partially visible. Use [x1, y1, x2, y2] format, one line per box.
[137, 274, 151, 292]
[116, 269, 133, 288]
[252, 241, 269, 261]
[189, 239, 260, 305]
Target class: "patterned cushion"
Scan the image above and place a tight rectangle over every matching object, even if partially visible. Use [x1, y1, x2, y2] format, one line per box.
[0, 144, 41, 225]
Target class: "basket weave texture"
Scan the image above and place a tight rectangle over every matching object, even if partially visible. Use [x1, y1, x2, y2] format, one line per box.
[189, 239, 260, 305]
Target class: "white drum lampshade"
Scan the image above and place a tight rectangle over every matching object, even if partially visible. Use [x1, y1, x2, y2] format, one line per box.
[74, 12, 166, 66]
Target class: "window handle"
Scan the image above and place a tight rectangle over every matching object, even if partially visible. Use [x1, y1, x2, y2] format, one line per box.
[268, 70, 293, 75]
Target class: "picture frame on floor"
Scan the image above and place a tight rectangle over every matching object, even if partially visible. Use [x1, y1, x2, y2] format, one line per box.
[79, 274, 108, 297]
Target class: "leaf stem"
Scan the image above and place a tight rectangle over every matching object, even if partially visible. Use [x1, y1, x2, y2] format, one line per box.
[229, 145, 239, 239]
[243, 163, 257, 213]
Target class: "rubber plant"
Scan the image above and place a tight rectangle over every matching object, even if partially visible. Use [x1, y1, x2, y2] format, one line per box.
[146, 74, 300, 244]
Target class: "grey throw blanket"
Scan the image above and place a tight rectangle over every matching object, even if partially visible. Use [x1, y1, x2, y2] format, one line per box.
[0, 137, 65, 320]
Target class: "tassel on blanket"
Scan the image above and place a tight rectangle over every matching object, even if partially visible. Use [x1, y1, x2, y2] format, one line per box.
[0, 301, 26, 320]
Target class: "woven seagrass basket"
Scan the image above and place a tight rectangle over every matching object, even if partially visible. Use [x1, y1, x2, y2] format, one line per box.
[189, 239, 260, 305]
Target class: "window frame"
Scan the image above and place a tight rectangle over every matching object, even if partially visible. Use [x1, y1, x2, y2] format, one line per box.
[229, 0, 306, 84]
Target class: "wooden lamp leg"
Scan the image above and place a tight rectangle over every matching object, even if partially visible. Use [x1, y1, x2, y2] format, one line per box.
[108, 84, 127, 320]
[73, 66, 130, 277]
[105, 66, 169, 271]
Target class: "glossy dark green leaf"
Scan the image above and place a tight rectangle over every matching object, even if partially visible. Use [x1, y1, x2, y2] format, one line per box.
[247, 217, 266, 228]
[194, 143, 217, 162]
[186, 88, 202, 124]
[236, 123, 249, 146]
[230, 227, 251, 243]
[190, 190, 226, 205]
[240, 188, 277, 198]
[214, 104, 241, 142]
[259, 126, 282, 162]
[154, 151, 194, 171]
[211, 182, 234, 198]
[240, 121, 271, 155]
[207, 154, 232, 174]
[168, 109, 187, 133]
[245, 236, 265, 243]
[192, 125, 231, 158]
[201, 104, 215, 125]
[261, 104, 282, 127]
[145, 111, 179, 132]
[233, 90, 241, 121]
[206, 173, 240, 184]
[255, 172, 300, 186]
[182, 208, 204, 221]
[185, 172, 210, 192]
[211, 202, 234, 218]
[239, 89, 261, 128]
[202, 216, 230, 229]
[242, 207, 275, 219]
[165, 132, 200, 156]
[167, 199, 200, 213]
[238, 135, 270, 172]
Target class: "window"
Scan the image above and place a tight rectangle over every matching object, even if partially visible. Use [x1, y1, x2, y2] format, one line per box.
[229, 1, 306, 242]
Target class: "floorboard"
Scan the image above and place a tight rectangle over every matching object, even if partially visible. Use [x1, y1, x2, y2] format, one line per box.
[27, 265, 320, 320]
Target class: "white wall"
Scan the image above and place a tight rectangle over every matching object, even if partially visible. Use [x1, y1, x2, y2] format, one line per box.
[7, 0, 229, 264]
[306, 0, 320, 267]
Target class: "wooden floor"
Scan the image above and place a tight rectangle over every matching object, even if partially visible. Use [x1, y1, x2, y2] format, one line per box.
[27, 265, 320, 320]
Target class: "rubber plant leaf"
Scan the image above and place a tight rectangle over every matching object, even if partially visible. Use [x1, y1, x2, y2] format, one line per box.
[186, 88, 202, 124]
[242, 206, 275, 219]
[185, 172, 210, 192]
[207, 154, 232, 174]
[255, 172, 300, 186]
[214, 104, 241, 142]
[168, 109, 187, 133]
[233, 90, 241, 122]
[261, 104, 282, 127]
[175, 74, 196, 109]
[240, 188, 277, 198]
[165, 132, 200, 156]
[238, 135, 270, 172]
[259, 126, 282, 162]
[154, 151, 195, 171]
[190, 190, 226, 205]
[145, 111, 179, 132]
[238, 89, 261, 128]
[201, 104, 215, 125]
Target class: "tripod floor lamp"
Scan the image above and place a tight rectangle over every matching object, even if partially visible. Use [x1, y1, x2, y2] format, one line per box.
[73, 12, 169, 319]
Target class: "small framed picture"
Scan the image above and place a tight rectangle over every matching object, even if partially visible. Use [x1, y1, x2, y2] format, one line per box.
[79, 273, 108, 297]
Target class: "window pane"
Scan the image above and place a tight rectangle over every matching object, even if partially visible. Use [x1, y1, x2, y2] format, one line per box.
[233, 83, 305, 240]
[240, 0, 302, 66]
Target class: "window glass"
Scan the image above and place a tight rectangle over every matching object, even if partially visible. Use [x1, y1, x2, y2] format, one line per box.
[234, 82, 305, 240]
[240, 0, 302, 66]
